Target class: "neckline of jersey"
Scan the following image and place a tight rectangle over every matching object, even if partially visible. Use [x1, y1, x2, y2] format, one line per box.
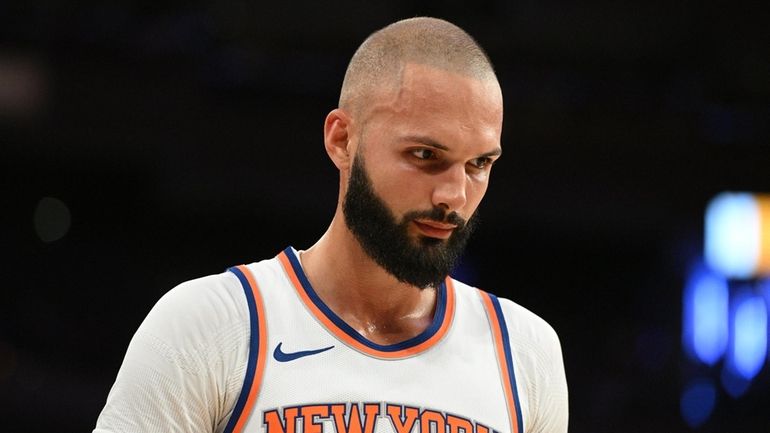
[278, 246, 456, 359]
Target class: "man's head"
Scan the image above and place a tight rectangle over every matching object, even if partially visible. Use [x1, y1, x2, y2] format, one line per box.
[324, 17, 503, 287]
[339, 17, 499, 122]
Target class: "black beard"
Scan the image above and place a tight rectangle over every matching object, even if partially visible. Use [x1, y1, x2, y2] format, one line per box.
[342, 154, 478, 288]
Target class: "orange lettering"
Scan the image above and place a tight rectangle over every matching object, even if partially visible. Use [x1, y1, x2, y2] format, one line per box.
[420, 410, 446, 433]
[265, 407, 300, 433]
[446, 415, 473, 433]
[301, 405, 330, 433]
[331, 403, 380, 433]
[386, 404, 419, 433]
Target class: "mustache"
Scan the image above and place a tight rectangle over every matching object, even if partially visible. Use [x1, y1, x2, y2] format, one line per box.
[401, 207, 468, 229]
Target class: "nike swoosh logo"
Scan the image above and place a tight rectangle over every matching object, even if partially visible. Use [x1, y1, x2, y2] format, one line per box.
[273, 342, 335, 362]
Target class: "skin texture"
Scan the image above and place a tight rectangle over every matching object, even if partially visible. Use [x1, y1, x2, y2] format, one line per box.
[342, 147, 480, 289]
[301, 62, 503, 344]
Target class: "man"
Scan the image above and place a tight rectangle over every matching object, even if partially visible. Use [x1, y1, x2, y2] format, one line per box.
[94, 17, 568, 433]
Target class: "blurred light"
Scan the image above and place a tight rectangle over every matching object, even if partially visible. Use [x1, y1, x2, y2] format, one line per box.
[731, 293, 767, 380]
[721, 363, 751, 398]
[683, 266, 729, 365]
[0, 54, 47, 118]
[757, 196, 770, 275]
[761, 279, 770, 304]
[705, 192, 760, 278]
[680, 378, 716, 428]
[34, 197, 71, 242]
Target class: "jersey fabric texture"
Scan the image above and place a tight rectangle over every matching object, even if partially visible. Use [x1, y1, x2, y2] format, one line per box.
[94, 247, 568, 433]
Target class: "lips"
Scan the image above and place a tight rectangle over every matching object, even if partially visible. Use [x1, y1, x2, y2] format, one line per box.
[413, 219, 457, 239]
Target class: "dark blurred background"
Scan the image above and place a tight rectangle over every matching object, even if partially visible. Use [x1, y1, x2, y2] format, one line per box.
[2, 1, 769, 432]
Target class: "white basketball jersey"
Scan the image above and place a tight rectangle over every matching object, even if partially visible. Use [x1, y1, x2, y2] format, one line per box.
[222, 247, 525, 433]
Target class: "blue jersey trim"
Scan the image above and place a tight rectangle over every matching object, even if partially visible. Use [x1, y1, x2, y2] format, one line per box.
[223, 266, 260, 433]
[489, 293, 524, 433]
[283, 246, 447, 352]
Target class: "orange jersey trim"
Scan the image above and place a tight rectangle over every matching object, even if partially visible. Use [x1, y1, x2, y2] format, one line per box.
[479, 290, 522, 433]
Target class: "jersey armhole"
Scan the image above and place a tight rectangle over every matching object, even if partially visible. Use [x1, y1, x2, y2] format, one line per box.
[478, 289, 524, 433]
[224, 265, 269, 433]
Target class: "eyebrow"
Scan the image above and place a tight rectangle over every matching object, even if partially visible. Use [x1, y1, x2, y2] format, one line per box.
[401, 135, 502, 158]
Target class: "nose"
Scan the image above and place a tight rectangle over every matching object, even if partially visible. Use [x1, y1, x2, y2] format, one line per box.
[431, 164, 467, 212]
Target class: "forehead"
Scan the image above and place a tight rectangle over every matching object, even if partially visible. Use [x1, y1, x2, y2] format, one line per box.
[367, 62, 503, 149]
[397, 62, 501, 105]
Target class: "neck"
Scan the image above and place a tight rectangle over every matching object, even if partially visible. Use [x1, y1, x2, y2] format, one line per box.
[300, 211, 438, 345]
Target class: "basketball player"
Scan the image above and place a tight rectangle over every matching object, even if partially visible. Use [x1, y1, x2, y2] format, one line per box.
[94, 17, 568, 433]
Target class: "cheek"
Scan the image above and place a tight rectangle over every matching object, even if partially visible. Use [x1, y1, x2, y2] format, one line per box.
[465, 179, 489, 213]
[383, 175, 427, 211]
[372, 168, 432, 213]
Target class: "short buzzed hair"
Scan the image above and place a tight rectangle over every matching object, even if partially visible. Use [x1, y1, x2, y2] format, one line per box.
[339, 17, 497, 117]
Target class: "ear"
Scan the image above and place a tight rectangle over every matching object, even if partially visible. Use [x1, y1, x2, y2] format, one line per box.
[324, 108, 353, 171]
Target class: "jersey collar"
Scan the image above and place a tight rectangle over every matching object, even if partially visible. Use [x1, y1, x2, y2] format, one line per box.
[277, 246, 456, 359]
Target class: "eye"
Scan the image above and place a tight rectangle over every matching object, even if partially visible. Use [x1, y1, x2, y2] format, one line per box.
[411, 148, 437, 160]
[468, 157, 493, 170]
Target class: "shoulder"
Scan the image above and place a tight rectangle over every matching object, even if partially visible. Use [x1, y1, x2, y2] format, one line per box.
[451, 279, 563, 360]
[94, 269, 255, 432]
[119, 270, 254, 386]
[156, 271, 244, 313]
[138, 271, 248, 344]
[496, 296, 562, 351]
[138, 253, 291, 352]
[451, 279, 558, 333]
